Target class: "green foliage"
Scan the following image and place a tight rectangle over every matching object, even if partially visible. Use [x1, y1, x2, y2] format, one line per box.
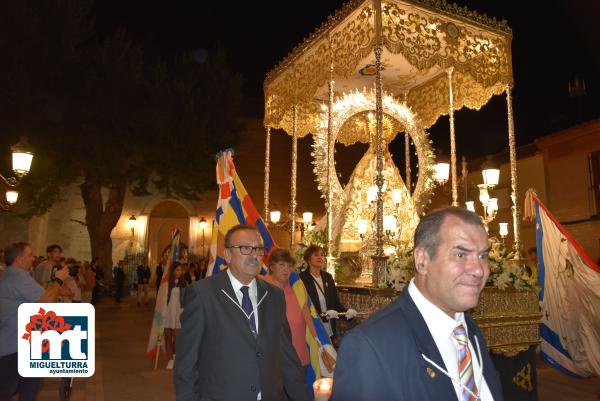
[0, 0, 243, 217]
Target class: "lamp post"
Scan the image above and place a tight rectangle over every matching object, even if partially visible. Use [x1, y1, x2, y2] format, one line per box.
[302, 211, 313, 240]
[465, 158, 501, 231]
[199, 217, 208, 259]
[128, 215, 137, 236]
[1, 137, 34, 210]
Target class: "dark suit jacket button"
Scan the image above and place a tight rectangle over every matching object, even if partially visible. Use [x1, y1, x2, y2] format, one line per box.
[256, 352, 262, 358]
[251, 385, 257, 392]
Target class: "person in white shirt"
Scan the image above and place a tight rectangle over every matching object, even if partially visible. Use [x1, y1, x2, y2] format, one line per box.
[332, 206, 504, 401]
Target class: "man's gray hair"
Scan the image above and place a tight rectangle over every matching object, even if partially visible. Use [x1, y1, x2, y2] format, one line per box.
[224, 224, 260, 247]
[414, 207, 484, 259]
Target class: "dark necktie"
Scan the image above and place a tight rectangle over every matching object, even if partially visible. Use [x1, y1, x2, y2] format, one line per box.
[240, 286, 257, 337]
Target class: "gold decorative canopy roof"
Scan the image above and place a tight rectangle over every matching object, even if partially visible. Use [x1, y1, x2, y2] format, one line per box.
[264, 0, 513, 141]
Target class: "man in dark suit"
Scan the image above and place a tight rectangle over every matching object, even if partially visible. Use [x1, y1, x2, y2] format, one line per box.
[174, 224, 310, 401]
[332, 207, 503, 401]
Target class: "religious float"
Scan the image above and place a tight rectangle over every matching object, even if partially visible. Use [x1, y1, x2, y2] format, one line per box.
[263, 1, 541, 399]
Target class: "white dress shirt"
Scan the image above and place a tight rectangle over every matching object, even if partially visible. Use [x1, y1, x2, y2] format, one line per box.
[226, 269, 259, 334]
[227, 270, 262, 400]
[408, 279, 494, 401]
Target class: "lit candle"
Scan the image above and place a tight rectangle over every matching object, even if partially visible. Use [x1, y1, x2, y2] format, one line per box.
[367, 185, 378, 204]
[392, 188, 402, 205]
[358, 219, 368, 236]
[313, 377, 333, 401]
[383, 215, 397, 233]
[499, 222, 509, 238]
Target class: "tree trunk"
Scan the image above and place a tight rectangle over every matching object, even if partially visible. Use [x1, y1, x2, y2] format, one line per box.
[80, 177, 127, 281]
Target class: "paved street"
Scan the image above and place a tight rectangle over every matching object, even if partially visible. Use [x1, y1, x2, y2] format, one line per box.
[32, 292, 599, 401]
[37, 292, 174, 401]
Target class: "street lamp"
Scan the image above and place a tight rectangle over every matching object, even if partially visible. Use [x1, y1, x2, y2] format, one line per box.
[302, 211, 313, 225]
[482, 157, 500, 187]
[128, 215, 137, 236]
[11, 137, 34, 177]
[1, 137, 34, 210]
[301, 211, 313, 240]
[270, 209, 281, 224]
[5, 190, 18, 205]
[199, 217, 208, 259]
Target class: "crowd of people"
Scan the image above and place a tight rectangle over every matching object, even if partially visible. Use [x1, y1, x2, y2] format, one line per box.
[0, 244, 106, 305]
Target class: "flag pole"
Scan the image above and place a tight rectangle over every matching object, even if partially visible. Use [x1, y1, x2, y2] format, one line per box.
[153, 332, 162, 370]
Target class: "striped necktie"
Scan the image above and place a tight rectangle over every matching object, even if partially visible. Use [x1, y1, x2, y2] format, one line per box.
[453, 324, 478, 401]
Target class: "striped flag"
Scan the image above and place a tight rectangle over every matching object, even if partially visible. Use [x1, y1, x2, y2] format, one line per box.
[207, 149, 336, 389]
[289, 271, 337, 382]
[207, 149, 273, 276]
[524, 190, 600, 376]
[146, 228, 180, 359]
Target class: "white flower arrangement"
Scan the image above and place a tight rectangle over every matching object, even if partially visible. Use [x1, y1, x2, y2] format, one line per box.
[384, 237, 537, 292]
[385, 240, 415, 292]
[487, 238, 537, 291]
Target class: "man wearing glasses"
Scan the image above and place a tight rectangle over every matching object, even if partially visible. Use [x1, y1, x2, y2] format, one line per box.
[174, 224, 310, 401]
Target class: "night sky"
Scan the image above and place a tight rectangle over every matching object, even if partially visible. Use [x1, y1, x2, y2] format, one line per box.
[93, 0, 600, 160]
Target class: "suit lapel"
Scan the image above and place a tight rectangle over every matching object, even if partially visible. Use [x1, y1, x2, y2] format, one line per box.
[215, 271, 257, 345]
[399, 291, 457, 401]
[256, 278, 270, 342]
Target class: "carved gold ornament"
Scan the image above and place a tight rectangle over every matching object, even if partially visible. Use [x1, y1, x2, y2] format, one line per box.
[311, 90, 435, 218]
[264, 0, 513, 137]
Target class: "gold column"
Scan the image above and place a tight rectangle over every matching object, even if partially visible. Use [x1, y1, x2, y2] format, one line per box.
[371, 0, 387, 287]
[506, 86, 522, 256]
[461, 155, 468, 203]
[448, 67, 458, 206]
[326, 76, 336, 277]
[290, 105, 298, 248]
[264, 126, 271, 222]
[405, 133, 411, 192]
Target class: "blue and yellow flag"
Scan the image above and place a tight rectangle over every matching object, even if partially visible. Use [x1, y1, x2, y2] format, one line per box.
[289, 271, 337, 381]
[207, 149, 336, 388]
[207, 149, 273, 276]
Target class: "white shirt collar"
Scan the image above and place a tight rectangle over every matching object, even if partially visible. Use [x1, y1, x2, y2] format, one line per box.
[226, 269, 257, 298]
[407, 279, 468, 344]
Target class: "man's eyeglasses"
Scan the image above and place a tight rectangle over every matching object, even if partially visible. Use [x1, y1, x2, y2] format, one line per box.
[228, 245, 265, 256]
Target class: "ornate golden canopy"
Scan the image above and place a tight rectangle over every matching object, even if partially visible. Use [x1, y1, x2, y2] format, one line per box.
[263, 0, 513, 139]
